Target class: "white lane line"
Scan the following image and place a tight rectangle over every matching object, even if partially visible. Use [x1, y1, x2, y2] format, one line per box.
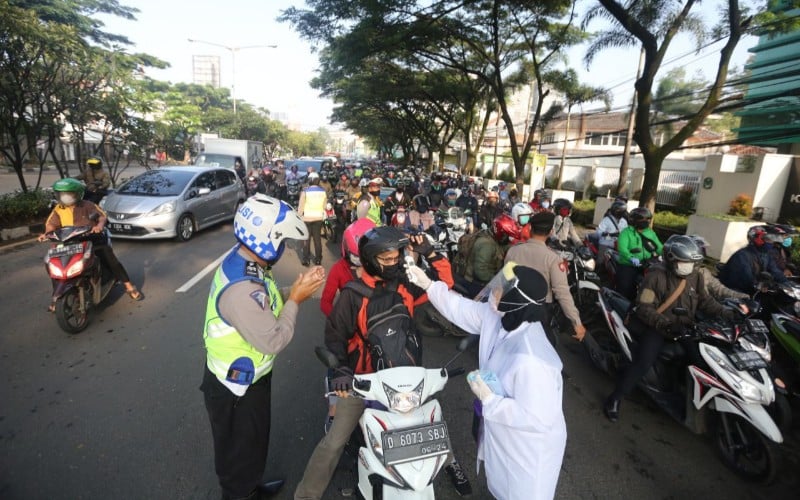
[175, 251, 227, 293]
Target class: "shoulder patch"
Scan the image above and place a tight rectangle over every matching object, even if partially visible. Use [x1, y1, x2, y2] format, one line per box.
[249, 289, 269, 310]
[639, 288, 656, 305]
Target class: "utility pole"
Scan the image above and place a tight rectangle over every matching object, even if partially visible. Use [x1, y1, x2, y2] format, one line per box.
[618, 47, 645, 197]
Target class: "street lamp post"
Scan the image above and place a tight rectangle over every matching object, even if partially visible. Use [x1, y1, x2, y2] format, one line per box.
[187, 39, 277, 114]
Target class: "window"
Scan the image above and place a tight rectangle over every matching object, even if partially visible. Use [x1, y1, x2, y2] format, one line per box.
[216, 169, 235, 187]
[193, 172, 217, 191]
[543, 132, 556, 145]
[584, 132, 603, 146]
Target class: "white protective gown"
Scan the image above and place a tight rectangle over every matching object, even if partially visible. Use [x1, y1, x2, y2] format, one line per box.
[426, 281, 567, 500]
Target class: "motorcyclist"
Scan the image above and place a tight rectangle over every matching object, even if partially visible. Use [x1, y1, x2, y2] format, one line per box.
[687, 235, 749, 302]
[511, 202, 534, 243]
[766, 224, 796, 276]
[76, 157, 110, 204]
[355, 177, 383, 226]
[595, 200, 629, 268]
[438, 187, 459, 211]
[382, 181, 411, 223]
[719, 225, 789, 295]
[428, 172, 445, 207]
[615, 207, 663, 300]
[456, 186, 479, 227]
[261, 168, 281, 199]
[479, 190, 503, 229]
[604, 235, 738, 422]
[294, 227, 471, 498]
[408, 194, 436, 231]
[38, 178, 142, 310]
[551, 198, 582, 247]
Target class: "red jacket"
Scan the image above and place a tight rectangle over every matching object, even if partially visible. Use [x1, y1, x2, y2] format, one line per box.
[320, 258, 357, 316]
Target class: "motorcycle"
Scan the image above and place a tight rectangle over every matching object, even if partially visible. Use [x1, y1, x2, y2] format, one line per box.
[322, 201, 341, 242]
[43, 224, 116, 334]
[315, 342, 467, 499]
[585, 287, 784, 482]
[433, 207, 472, 261]
[285, 178, 301, 208]
[333, 190, 349, 232]
[547, 239, 602, 326]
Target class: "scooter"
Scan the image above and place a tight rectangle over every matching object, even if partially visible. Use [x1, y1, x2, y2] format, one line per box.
[315, 342, 467, 499]
[322, 201, 340, 242]
[43, 224, 116, 333]
[584, 287, 784, 482]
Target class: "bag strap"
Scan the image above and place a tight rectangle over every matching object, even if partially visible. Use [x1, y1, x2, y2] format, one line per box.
[656, 279, 686, 314]
[344, 280, 374, 298]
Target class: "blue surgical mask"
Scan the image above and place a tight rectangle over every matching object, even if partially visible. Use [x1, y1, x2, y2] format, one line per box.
[783, 237, 793, 248]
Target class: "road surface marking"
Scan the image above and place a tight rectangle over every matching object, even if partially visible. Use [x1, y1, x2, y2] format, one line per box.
[175, 251, 227, 293]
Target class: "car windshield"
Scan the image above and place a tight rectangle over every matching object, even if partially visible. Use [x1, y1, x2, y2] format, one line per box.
[117, 170, 196, 196]
[195, 153, 236, 168]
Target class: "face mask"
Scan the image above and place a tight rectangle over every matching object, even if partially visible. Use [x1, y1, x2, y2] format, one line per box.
[675, 262, 695, 277]
[560, 208, 570, 217]
[380, 263, 402, 280]
[518, 215, 530, 225]
[541, 201, 550, 209]
[447, 199, 456, 206]
[369, 190, 380, 197]
[59, 193, 77, 206]
[783, 238, 793, 248]
[635, 220, 650, 230]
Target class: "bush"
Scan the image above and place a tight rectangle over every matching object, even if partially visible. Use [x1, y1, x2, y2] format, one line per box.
[572, 199, 596, 226]
[728, 193, 753, 217]
[674, 184, 696, 214]
[653, 210, 688, 231]
[0, 189, 53, 227]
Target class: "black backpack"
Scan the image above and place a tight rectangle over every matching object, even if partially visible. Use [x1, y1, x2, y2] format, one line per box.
[345, 280, 422, 371]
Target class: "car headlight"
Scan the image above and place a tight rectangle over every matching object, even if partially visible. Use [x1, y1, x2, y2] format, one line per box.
[148, 200, 177, 216]
[383, 381, 423, 413]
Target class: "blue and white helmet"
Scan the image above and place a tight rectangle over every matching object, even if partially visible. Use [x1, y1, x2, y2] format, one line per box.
[234, 194, 308, 261]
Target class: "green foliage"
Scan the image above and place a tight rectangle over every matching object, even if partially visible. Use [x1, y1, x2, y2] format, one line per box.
[674, 184, 696, 214]
[653, 210, 688, 231]
[728, 193, 753, 217]
[0, 189, 53, 227]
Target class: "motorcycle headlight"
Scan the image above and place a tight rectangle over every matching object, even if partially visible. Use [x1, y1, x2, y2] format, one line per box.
[739, 337, 771, 363]
[383, 381, 423, 413]
[148, 200, 176, 216]
[65, 260, 85, 278]
[739, 378, 771, 406]
[582, 257, 596, 271]
[48, 263, 65, 278]
[780, 283, 800, 301]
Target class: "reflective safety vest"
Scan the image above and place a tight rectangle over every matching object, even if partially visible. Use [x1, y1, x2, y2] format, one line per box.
[367, 196, 382, 226]
[203, 247, 284, 395]
[303, 186, 327, 219]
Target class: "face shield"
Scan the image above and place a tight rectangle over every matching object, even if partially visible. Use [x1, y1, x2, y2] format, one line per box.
[475, 261, 546, 313]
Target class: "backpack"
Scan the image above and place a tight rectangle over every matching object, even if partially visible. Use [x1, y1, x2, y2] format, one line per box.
[453, 230, 504, 282]
[344, 280, 422, 372]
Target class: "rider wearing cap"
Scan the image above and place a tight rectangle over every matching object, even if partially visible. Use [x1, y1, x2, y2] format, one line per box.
[505, 211, 586, 344]
[201, 194, 325, 500]
[76, 157, 110, 203]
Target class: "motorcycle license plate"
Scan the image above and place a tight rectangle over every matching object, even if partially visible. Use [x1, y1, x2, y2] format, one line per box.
[48, 243, 83, 257]
[729, 350, 768, 371]
[381, 422, 451, 466]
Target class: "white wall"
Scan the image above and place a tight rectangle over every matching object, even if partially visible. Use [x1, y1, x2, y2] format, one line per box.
[695, 154, 793, 222]
[686, 215, 762, 262]
[593, 197, 639, 226]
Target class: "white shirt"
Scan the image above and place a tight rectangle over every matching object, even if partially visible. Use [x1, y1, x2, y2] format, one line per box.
[596, 215, 628, 247]
[426, 281, 567, 500]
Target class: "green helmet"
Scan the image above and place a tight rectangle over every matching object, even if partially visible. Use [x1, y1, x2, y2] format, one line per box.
[53, 178, 85, 199]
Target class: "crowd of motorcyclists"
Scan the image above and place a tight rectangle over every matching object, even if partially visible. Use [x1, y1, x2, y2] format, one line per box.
[39, 155, 799, 498]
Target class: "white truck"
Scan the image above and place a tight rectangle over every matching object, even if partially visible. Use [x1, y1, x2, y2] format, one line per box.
[194, 138, 264, 172]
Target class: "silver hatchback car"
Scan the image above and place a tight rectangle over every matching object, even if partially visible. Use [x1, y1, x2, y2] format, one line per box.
[100, 166, 246, 241]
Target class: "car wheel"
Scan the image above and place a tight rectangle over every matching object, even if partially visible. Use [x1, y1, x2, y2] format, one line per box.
[175, 214, 195, 242]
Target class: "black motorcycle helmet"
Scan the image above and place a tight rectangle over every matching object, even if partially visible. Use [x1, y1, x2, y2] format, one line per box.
[552, 198, 573, 217]
[413, 194, 431, 213]
[609, 200, 627, 218]
[663, 234, 704, 276]
[358, 227, 409, 279]
[629, 207, 652, 230]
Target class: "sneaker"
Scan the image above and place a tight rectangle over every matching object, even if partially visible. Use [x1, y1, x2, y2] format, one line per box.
[444, 460, 472, 497]
[324, 415, 334, 434]
[301, 259, 310, 267]
[314, 258, 322, 266]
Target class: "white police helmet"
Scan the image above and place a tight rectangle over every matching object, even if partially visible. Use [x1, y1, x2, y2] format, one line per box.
[234, 194, 308, 262]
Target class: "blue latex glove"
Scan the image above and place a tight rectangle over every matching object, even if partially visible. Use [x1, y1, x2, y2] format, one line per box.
[630, 257, 641, 267]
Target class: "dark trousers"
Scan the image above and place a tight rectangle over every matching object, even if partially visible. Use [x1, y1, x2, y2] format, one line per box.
[303, 220, 323, 263]
[201, 365, 273, 499]
[611, 327, 664, 400]
[615, 263, 641, 301]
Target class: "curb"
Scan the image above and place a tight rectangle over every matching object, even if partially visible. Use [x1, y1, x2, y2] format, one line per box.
[1, 223, 43, 248]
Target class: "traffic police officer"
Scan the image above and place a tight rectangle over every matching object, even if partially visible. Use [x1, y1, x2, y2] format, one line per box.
[504, 211, 586, 343]
[201, 194, 325, 500]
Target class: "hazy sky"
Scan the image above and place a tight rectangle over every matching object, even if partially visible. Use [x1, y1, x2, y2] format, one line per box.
[99, 1, 758, 129]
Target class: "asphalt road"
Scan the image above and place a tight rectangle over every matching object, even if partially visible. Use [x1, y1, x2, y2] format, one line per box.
[1, 221, 799, 500]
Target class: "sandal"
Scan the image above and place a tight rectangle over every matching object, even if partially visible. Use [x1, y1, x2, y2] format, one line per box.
[127, 288, 144, 301]
[47, 303, 56, 313]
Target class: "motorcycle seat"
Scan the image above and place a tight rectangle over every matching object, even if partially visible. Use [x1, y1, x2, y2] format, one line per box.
[784, 319, 800, 340]
[658, 342, 686, 362]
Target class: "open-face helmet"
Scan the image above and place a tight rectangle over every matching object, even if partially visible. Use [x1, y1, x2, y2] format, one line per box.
[234, 194, 307, 263]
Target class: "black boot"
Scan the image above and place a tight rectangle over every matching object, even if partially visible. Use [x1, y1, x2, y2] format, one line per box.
[604, 397, 620, 423]
[257, 479, 285, 498]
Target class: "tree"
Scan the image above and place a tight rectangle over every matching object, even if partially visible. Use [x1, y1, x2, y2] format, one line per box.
[584, 0, 798, 210]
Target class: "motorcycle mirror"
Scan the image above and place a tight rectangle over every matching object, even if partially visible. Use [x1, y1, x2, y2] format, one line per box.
[314, 346, 341, 369]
